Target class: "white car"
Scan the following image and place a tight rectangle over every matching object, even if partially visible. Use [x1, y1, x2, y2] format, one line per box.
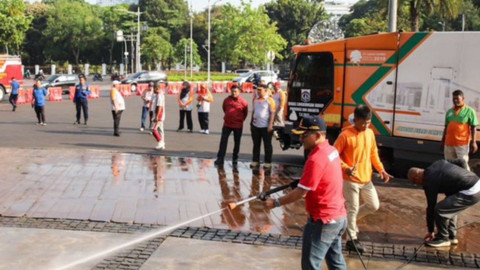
[232, 70, 278, 88]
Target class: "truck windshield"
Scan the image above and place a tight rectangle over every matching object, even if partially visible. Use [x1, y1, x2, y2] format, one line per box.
[290, 52, 333, 90]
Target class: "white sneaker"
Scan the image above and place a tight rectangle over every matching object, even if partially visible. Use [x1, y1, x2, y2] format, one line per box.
[41, 122, 47, 126]
[204, 130, 209, 134]
[155, 142, 165, 150]
[140, 127, 144, 132]
[200, 129, 205, 133]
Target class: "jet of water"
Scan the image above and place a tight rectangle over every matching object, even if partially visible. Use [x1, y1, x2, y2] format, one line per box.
[55, 207, 226, 270]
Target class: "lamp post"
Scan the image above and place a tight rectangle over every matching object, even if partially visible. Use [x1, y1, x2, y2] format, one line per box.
[190, 3, 193, 78]
[207, 0, 211, 83]
[117, 8, 142, 73]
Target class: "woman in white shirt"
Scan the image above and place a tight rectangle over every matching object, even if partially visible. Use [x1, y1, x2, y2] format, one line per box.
[111, 81, 125, 136]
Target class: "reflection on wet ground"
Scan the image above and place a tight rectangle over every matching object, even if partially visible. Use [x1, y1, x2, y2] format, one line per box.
[1, 148, 480, 256]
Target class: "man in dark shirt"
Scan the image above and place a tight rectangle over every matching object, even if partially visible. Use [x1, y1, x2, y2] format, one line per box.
[408, 159, 480, 247]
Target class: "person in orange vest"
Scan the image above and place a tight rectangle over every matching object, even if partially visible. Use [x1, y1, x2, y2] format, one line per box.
[177, 81, 194, 132]
[441, 89, 478, 170]
[196, 84, 214, 134]
[272, 81, 286, 138]
[333, 105, 393, 253]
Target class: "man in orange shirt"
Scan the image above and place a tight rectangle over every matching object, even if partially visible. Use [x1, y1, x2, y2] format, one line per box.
[334, 105, 393, 253]
[441, 89, 478, 170]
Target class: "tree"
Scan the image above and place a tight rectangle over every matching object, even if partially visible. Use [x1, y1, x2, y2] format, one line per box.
[339, 0, 409, 36]
[214, 3, 287, 67]
[0, 0, 32, 54]
[101, 6, 126, 66]
[173, 38, 202, 67]
[23, 2, 50, 64]
[265, 0, 326, 60]
[141, 27, 173, 70]
[43, 0, 103, 66]
[138, 0, 189, 44]
[404, 0, 464, 31]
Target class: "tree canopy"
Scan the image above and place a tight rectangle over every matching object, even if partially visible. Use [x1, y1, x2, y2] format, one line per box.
[214, 3, 287, 67]
[0, 0, 32, 54]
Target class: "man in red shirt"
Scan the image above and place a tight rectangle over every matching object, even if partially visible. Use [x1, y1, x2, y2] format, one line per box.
[265, 115, 347, 270]
[215, 86, 249, 167]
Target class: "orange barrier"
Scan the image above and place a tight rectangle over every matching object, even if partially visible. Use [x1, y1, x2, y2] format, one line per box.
[136, 83, 149, 96]
[88, 86, 100, 99]
[242, 82, 254, 93]
[168, 82, 181, 95]
[69, 86, 75, 100]
[226, 82, 238, 93]
[16, 89, 27, 104]
[48, 87, 63, 102]
[20, 89, 33, 104]
[212, 82, 225, 93]
[119, 84, 132, 97]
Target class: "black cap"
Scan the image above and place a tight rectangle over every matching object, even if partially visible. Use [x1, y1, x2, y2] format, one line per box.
[292, 115, 327, 135]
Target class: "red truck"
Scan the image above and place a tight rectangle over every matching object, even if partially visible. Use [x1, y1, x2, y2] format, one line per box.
[0, 55, 23, 101]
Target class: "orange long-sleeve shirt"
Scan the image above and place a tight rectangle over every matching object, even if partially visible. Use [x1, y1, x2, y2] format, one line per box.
[333, 125, 385, 184]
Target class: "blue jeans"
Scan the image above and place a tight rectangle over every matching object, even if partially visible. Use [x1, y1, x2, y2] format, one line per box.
[301, 217, 347, 270]
[141, 106, 149, 128]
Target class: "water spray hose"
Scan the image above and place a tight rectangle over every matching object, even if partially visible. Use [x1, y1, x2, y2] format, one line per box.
[228, 179, 299, 210]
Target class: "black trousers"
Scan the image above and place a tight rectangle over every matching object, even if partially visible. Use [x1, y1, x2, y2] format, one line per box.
[112, 110, 123, 135]
[9, 94, 18, 108]
[198, 112, 209, 130]
[251, 125, 273, 163]
[75, 99, 89, 123]
[34, 106, 45, 123]
[216, 126, 243, 162]
[178, 110, 193, 131]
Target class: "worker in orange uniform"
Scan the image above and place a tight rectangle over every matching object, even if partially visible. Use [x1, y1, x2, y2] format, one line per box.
[333, 105, 393, 253]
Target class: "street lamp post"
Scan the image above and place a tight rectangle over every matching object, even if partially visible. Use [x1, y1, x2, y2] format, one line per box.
[136, 6, 141, 73]
[190, 3, 193, 78]
[207, 0, 211, 83]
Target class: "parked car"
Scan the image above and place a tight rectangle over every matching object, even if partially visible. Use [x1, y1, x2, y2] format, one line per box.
[234, 69, 252, 74]
[42, 74, 79, 94]
[121, 71, 168, 91]
[232, 70, 278, 88]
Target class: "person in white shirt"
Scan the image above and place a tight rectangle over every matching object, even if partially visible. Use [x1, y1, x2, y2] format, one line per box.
[152, 81, 166, 150]
[140, 82, 154, 131]
[111, 81, 125, 136]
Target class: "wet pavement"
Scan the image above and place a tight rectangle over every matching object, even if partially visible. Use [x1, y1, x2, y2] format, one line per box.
[1, 147, 480, 269]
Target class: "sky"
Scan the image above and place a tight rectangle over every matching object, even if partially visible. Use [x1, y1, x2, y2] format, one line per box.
[189, 0, 359, 12]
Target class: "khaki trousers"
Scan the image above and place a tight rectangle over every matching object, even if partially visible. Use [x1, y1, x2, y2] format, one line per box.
[444, 145, 470, 171]
[343, 180, 380, 239]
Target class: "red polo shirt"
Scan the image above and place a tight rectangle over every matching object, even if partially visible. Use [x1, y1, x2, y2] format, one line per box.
[298, 141, 346, 223]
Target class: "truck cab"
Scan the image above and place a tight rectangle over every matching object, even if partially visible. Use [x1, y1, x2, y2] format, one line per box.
[0, 55, 23, 101]
[278, 32, 480, 170]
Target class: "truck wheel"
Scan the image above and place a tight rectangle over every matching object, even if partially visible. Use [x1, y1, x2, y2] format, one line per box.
[0, 85, 5, 101]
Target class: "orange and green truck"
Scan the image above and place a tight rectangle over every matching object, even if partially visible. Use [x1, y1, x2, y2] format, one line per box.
[281, 32, 480, 168]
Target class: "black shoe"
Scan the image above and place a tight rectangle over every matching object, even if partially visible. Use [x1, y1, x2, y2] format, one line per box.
[346, 239, 365, 254]
[83, 122, 87, 125]
[214, 160, 224, 166]
[73, 121, 80, 125]
[12, 107, 16, 111]
[232, 159, 238, 166]
[113, 133, 120, 137]
[188, 129, 193, 133]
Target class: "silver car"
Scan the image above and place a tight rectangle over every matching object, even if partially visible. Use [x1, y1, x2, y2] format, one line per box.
[42, 74, 79, 94]
[121, 71, 168, 91]
[232, 70, 278, 88]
